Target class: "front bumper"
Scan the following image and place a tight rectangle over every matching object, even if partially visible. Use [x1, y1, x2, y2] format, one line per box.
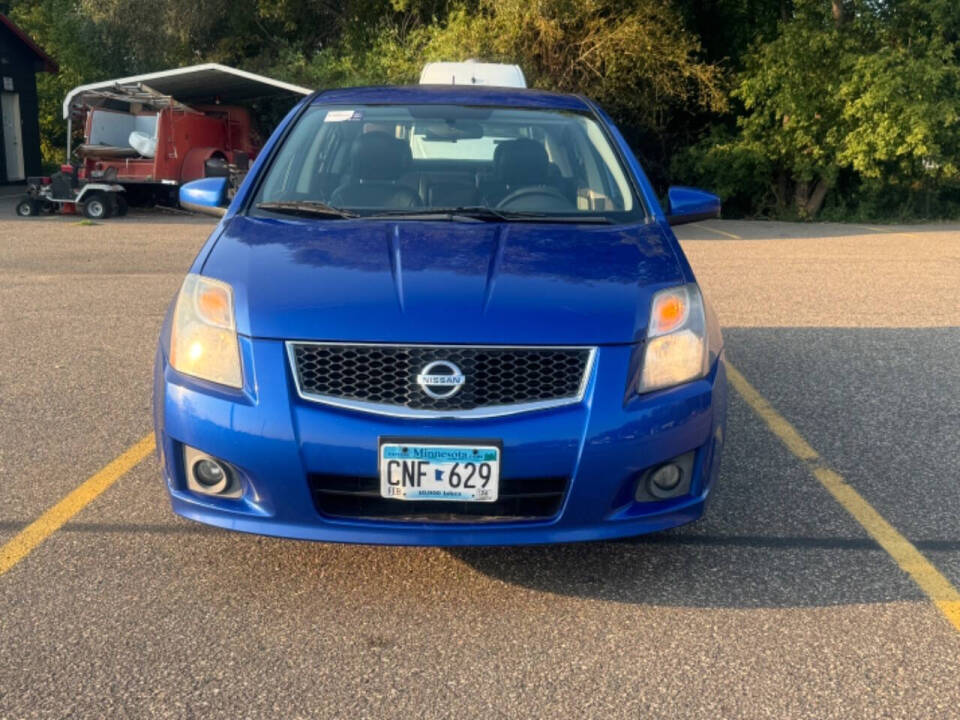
[153, 338, 727, 546]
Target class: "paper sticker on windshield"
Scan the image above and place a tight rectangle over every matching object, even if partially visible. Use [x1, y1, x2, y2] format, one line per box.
[324, 109, 363, 123]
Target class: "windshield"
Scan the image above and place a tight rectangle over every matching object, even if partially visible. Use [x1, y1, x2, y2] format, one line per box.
[252, 103, 640, 221]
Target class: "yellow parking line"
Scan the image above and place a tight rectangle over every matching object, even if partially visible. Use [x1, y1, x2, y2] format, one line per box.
[851, 224, 923, 240]
[696, 224, 743, 240]
[0, 434, 155, 577]
[726, 361, 960, 632]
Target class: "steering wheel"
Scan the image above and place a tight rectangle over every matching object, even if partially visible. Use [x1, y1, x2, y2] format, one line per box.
[496, 186, 574, 212]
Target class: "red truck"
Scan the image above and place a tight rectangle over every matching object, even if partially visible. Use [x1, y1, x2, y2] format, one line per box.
[62, 63, 309, 203]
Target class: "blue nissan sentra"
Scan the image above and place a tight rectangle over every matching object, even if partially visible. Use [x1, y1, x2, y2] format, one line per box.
[153, 84, 727, 546]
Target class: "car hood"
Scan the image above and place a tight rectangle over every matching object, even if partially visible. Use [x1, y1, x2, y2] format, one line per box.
[202, 216, 685, 345]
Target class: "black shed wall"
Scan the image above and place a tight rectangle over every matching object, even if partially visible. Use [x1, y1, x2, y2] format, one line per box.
[0, 21, 44, 182]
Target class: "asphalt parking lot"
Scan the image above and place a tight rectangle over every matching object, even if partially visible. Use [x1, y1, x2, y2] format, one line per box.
[1, 192, 959, 719]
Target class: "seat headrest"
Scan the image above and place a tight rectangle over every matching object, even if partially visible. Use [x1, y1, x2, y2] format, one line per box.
[350, 131, 412, 181]
[494, 139, 549, 187]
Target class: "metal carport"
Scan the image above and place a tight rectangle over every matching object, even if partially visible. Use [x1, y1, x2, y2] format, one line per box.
[61, 63, 311, 159]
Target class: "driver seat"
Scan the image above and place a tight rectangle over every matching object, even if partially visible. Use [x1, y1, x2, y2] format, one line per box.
[330, 132, 422, 209]
[480, 138, 552, 205]
[497, 139, 550, 185]
[483, 138, 570, 206]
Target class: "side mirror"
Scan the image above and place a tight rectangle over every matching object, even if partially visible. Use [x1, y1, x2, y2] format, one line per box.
[180, 177, 229, 217]
[666, 186, 721, 226]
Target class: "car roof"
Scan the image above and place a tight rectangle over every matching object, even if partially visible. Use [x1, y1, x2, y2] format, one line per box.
[312, 84, 592, 112]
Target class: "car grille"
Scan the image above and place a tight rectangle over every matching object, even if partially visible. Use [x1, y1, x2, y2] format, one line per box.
[287, 343, 594, 417]
[308, 474, 567, 523]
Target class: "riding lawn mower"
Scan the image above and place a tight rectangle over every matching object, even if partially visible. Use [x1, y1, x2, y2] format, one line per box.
[15, 165, 127, 220]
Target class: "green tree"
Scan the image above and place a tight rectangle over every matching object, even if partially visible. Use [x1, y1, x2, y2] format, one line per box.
[680, 0, 960, 218]
[10, 0, 129, 164]
[286, 0, 726, 180]
[416, 0, 728, 133]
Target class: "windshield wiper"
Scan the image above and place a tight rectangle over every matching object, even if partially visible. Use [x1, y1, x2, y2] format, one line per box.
[361, 211, 483, 223]
[366, 206, 613, 224]
[498, 212, 614, 224]
[365, 207, 507, 222]
[255, 200, 357, 219]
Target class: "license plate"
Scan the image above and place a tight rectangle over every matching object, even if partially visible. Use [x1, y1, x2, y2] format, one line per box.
[379, 442, 500, 502]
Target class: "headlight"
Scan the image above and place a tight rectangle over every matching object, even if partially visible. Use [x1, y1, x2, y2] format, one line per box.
[169, 274, 242, 388]
[639, 284, 708, 392]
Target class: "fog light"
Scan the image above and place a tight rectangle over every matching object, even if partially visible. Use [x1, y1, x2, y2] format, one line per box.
[636, 453, 695, 501]
[650, 463, 681, 491]
[183, 445, 242, 498]
[193, 459, 228, 492]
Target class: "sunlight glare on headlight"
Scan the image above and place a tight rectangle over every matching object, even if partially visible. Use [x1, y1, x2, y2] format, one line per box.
[640, 330, 705, 390]
[638, 284, 708, 392]
[170, 275, 242, 388]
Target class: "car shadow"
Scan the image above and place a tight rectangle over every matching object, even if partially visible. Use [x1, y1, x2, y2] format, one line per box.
[442, 388, 930, 609]
[444, 528, 922, 609]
